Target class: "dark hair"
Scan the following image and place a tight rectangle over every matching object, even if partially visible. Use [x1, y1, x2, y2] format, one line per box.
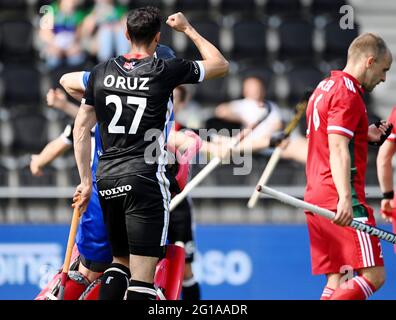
[126, 6, 161, 46]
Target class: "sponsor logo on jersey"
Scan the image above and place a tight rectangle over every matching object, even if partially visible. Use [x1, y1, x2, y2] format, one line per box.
[192, 61, 199, 74]
[99, 185, 132, 199]
[123, 61, 135, 70]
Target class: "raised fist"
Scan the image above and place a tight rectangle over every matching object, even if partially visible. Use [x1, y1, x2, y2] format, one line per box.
[166, 12, 191, 32]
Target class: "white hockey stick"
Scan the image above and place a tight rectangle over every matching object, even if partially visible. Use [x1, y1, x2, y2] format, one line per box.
[248, 96, 308, 208]
[247, 147, 282, 208]
[257, 185, 396, 244]
[170, 156, 222, 211]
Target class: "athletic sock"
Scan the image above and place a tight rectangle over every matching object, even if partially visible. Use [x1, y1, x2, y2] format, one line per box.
[126, 280, 157, 300]
[320, 286, 335, 300]
[98, 263, 130, 300]
[182, 277, 201, 300]
[330, 276, 376, 300]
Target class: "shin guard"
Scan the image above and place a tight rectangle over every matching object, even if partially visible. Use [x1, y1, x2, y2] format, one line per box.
[35, 244, 81, 300]
[154, 244, 185, 300]
[62, 271, 91, 300]
[35, 270, 90, 300]
[79, 277, 102, 300]
[35, 272, 62, 300]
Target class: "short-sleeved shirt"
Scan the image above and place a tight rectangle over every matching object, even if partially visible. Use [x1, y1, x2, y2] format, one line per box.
[386, 107, 396, 142]
[83, 55, 205, 178]
[229, 99, 282, 139]
[304, 70, 368, 210]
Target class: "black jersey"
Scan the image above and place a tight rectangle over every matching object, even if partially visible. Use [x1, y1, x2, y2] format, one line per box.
[83, 55, 204, 178]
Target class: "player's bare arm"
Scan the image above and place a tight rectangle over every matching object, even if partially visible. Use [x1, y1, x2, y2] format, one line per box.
[60, 72, 86, 102]
[328, 134, 353, 226]
[166, 12, 229, 79]
[214, 103, 245, 124]
[377, 140, 396, 221]
[234, 120, 283, 154]
[30, 137, 72, 177]
[47, 88, 79, 119]
[73, 104, 97, 213]
[168, 129, 200, 153]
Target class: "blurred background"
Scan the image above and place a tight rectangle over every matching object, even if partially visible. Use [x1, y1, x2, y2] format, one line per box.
[0, 0, 395, 300]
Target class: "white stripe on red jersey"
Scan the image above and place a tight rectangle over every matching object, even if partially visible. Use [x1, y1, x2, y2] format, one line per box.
[327, 125, 354, 137]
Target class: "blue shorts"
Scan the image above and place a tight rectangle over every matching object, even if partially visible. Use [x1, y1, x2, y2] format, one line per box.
[76, 181, 112, 266]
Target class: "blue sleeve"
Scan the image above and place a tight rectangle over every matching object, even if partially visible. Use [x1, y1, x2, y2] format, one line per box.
[155, 44, 176, 60]
[82, 68, 96, 106]
[82, 71, 91, 89]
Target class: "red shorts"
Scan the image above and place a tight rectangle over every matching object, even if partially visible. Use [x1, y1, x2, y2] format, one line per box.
[305, 205, 384, 275]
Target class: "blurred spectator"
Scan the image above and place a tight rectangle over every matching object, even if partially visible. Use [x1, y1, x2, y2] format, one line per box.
[214, 76, 283, 151]
[81, 0, 129, 62]
[38, 0, 86, 69]
[280, 128, 308, 164]
[213, 76, 307, 164]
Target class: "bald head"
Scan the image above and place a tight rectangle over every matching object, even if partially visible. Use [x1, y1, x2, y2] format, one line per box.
[344, 33, 392, 92]
[347, 33, 390, 62]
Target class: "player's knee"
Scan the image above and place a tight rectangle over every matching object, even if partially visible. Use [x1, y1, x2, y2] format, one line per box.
[99, 263, 131, 300]
[373, 268, 386, 289]
[361, 266, 386, 290]
[78, 262, 103, 283]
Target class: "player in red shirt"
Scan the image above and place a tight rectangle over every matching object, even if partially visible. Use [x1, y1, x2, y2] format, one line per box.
[377, 106, 396, 251]
[305, 33, 393, 300]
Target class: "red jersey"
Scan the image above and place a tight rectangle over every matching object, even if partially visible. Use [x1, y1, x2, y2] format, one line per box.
[304, 70, 368, 209]
[386, 106, 396, 142]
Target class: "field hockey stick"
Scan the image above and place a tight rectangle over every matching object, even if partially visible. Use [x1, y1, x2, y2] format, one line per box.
[58, 197, 81, 300]
[170, 108, 272, 212]
[247, 92, 310, 209]
[169, 131, 247, 211]
[257, 185, 396, 244]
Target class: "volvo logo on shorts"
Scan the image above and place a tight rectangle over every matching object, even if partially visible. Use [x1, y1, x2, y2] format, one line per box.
[99, 185, 132, 199]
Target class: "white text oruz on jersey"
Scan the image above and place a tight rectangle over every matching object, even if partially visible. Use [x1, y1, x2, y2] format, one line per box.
[103, 75, 150, 91]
